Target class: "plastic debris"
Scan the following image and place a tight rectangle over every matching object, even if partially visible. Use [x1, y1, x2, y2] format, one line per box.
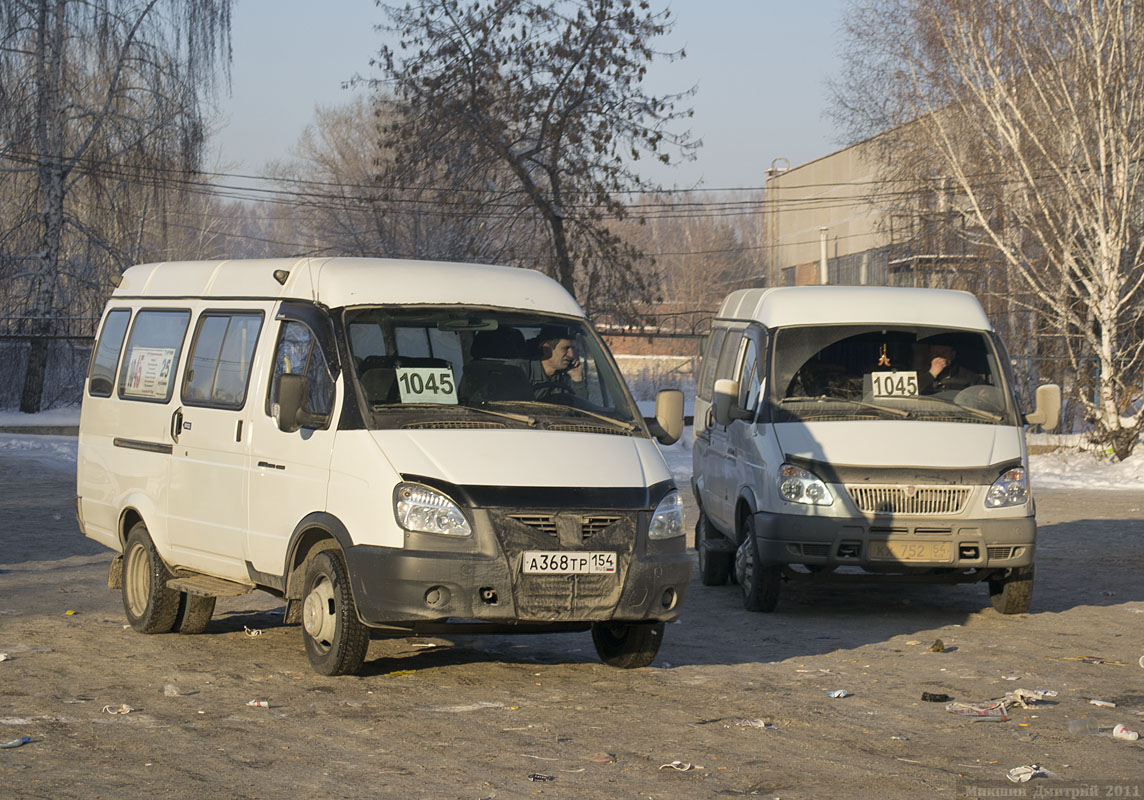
[1139, 655, 1144, 669]
[1112, 724, 1140, 741]
[246, 700, 269, 708]
[1089, 698, 1116, 707]
[1067, 718, 1105, 736]
[947, 700, 1007, 722]
[0, 654, 9, 662]
[733, 718, 777, 730]
[1049, 655, 1125, 666]
[1007, 764, 1044, 783]
[528, 774, 555, 782]
[65, 610, 76, 616]
[826, 689, 851, 698]
[929, 639, 945, 653]
[659, 761, 701, 771]
[162, 684, 181, 697]
[0, 736, 31, 749]
[102, 704, 134, 714]
[243, 626, 263, 637]
[921, 692, 952, 703]
[589, 753, 616, 763]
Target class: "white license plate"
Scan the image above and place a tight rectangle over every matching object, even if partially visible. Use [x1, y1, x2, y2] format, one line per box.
[870, 370, 919, 397]
[522, 551, 616, 574]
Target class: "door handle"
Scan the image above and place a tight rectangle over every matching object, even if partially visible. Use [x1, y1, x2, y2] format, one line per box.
[170, 407, 183, 443]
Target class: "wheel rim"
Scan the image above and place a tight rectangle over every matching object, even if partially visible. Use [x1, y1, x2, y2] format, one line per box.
[735, 537, 755, 596]
[125, 541, 149, 617]
[303, 576, 337, 651]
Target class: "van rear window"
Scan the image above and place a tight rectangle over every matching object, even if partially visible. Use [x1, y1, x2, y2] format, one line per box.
[117, 310, 190, 402]
[88, 309, 131, 398]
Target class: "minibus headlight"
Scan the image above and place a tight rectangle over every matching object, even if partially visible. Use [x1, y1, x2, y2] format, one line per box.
[985, 467, 1028, 508]
[649, 491, 685, 540]
[394, 483, 472, 536]
[778, 463, 833, 506]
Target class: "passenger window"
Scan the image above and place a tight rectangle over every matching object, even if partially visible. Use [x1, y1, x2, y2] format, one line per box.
[182, 313, 263, 409]
[88, 309, 131, 397]
[118, 309, 191, 402]
[738, 336, 762, 412]
[267, 321, 335, 422]
[697, 327, 728, 401]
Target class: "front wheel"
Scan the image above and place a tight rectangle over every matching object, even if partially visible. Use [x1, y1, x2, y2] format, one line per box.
[735, 517, 781, 612]
[301, 550, 369, 676]
[591, 621, 664, 669]
[988, 565, 1034, 614]
[696, 512, 732, 586]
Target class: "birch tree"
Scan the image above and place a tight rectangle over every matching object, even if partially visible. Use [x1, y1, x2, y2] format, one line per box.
[834, 0, 1144, 458]
[376, 0, 696, 319]
[0, 0, 231, 412]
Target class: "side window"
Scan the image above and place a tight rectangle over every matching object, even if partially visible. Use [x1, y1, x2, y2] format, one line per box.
[182, 313, 263, 409]
[713, 329, 744, 383]
[697, 327, 728, 401]
[738, 335, 762, 412]
[267, 321, 335, 421]
[88, 309, 131, 397]
[118, 309, 190, 403]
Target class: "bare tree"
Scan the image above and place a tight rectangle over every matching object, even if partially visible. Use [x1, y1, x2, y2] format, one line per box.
[376, 0, 697, 319]
[0, 0, 232, 412]
[834, 0, 1144, 458]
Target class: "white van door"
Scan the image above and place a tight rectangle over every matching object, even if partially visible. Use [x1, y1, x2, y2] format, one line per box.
[705, 328, 745, 531]
[166, 311, 265, 580]
[244, 308, 338, 577]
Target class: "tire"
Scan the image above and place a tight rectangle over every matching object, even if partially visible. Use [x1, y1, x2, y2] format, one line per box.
[989, 565, 1034, 614]
[121, 522, 180, 634]
[301, 550, 369, 676]
[591, 621, 664, 669]
[734, 517, 781, 612]
[174, 593, 216, 634]
[696, 512, 732, 586]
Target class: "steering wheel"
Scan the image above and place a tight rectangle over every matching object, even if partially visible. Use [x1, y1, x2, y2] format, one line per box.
[532, 380, 576, 401]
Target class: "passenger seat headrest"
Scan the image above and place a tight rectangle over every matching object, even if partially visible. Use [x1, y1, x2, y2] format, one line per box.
[471, 327, 526, 360]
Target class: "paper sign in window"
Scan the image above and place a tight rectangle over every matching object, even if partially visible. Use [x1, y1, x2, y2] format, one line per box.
[123, 347, 176, 399]
[395, 367, 457, 405]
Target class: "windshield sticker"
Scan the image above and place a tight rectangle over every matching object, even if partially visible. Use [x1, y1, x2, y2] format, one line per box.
[395, 367, 458, 405]
[123, 347, 176, 398]
[870, 371, 919, 398]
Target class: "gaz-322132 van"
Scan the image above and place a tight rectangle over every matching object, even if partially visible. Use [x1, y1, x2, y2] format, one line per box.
[692, 286, 1060, 614]
[77, 258, 689, 675]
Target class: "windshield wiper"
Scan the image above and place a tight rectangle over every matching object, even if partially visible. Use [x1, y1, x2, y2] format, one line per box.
[486, 400, 638, 432]
[780, 395, 910, 419]
[373, 403, 537, 426]
[908, 395, 1003, 422]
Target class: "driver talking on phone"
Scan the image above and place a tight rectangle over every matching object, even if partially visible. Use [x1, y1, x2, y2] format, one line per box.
[525, 325, 588, 399]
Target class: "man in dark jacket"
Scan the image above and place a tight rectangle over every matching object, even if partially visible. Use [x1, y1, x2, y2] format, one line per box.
[919, 342, 978, 395]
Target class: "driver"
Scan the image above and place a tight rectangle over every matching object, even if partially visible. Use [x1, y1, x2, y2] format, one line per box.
[919, 341, 978, 394]
[524, 325, 588, 399]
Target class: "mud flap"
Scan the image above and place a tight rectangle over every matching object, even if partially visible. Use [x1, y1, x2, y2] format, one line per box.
[108, 554, 123, 589]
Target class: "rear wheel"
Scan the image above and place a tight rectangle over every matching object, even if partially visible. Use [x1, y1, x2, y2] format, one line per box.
[696, 512, 732, 586]
[301, 550, 369, 676]
[121, 522, 180, 634]
[591, 621, 664, 669]
[174, 593, 216, 634]
[735, 517, 781, 612]
[989, 565, 1034, 614]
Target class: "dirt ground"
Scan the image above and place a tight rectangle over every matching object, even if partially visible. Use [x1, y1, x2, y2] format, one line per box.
[1, 436, 1143, 799]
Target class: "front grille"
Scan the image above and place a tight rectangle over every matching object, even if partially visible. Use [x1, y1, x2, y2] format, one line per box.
[489, 508, 637, 620]
[987, 546, 1015, 560]
[847, 485, 970, 515]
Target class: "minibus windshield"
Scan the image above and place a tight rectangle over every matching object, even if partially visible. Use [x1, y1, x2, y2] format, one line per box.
[342, 307, 641, 431]
[770, 324, 1017, 425]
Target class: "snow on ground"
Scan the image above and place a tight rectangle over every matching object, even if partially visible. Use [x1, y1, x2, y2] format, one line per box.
[1, 407, 1140, 491]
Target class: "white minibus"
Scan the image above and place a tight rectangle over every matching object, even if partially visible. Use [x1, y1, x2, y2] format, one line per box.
[77, 258, 688, 675]
[692, 286, 1060, 613]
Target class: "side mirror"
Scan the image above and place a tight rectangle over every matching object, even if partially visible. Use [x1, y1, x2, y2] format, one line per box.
[273, 373, 307, 433]
[712, 379, 739, 426]
[645, 389, 684, 445]
[1024, 383, 1061, 431]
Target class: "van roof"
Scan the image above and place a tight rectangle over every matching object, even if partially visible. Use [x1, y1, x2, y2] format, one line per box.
[113, 257, 585, 317]
[715, 286, 993, 331]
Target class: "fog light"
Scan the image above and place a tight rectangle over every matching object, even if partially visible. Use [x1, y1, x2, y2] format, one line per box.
[425, 585, 450, 608]
[661, 587, 676, 610]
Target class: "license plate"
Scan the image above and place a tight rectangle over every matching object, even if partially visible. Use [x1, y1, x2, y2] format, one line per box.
[869, 540, 952, 562]
[522, 551, 616, 574]
[870, 371, 919, 397]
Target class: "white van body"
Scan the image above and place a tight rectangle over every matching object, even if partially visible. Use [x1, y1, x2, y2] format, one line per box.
[691, 286, 1060, 613]
[77, 258, 689, 675]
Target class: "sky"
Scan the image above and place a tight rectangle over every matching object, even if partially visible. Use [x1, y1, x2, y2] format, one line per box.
[211, 0, 851, 190]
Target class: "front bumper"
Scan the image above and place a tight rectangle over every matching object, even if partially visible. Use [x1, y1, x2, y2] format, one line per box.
[752, 511, 1035, 571]
[344, 507, 691, 627]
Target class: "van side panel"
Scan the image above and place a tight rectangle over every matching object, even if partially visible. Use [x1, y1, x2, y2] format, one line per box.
[325, 431, 405, 550]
